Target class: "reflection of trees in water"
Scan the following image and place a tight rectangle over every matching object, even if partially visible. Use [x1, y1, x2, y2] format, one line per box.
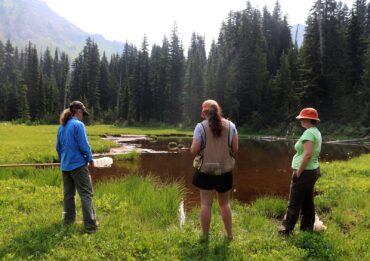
[126, 138, 369, 164]
[93, 138, 370, 205]
[321, 144, 370, 162]
[238, 139, 369, 164]
[115, 161, 140, 173]
[239, 140, 294, 160]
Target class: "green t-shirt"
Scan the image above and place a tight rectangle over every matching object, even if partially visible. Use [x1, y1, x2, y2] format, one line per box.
[291, 127, 322, 170]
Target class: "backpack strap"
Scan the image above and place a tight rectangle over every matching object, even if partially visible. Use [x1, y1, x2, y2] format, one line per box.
[228, 121, 233, 148]
[228, 120, 235, 158]
[200, 121, 206, 148]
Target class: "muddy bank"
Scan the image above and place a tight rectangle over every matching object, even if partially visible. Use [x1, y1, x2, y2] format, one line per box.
[251, 135, 370, 147]
[326, 136, 370, 146]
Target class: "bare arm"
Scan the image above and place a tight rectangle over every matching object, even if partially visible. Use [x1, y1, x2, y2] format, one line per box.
[190, 139, 202, 155]
[296, 140, 313, 177]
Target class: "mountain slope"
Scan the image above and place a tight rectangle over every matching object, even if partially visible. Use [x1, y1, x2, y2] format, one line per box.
[290, 24, 305, 48]
[0, 0, 124, 58]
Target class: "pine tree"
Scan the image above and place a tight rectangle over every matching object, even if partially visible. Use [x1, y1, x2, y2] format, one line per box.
[18, 84, 30, 122]
[262, 1, 292, 75]
[99, 52, 110, 111]
[347, 0, 368, 117]
[149, 44, 164, 122]
[183, 33, 206, 125]
[204, 40, 219, 100]
[165, 23, 185, 124]
[0, 40, 8, 120]
[24, 42, 40, 120]
[59, 52, 70, 110]
[138, 35, 151, 122]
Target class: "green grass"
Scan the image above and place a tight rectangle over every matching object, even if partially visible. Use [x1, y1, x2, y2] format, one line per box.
[113, 150, 140, 161]
[0, 123, 369, 260]
[0, 123, 191, 164]
[0, 154, 369, 260]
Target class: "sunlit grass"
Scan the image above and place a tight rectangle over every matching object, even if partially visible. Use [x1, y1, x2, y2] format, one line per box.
[0, 123, 191, 164]
[0, 152, 369, 260]
[113, 150, 140, 161]
[0, 122, 369, 259]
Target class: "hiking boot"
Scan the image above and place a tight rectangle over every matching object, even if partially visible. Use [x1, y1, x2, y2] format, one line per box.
[278, 229, 291, 236]
[84, 227, 98, 234]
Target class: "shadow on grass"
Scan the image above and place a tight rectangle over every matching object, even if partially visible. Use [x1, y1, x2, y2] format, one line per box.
[289, 232, 337, 260]
[179, 237, 231, 261]
[0, 223, 77, 259]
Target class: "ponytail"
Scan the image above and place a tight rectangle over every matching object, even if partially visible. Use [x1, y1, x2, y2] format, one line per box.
[208, 104, 222, 137]
[59, 108, 73, 125]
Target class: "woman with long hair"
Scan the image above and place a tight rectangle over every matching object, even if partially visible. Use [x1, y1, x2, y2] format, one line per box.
[190, 99, 238, 241]
[56, 101, 98, 234]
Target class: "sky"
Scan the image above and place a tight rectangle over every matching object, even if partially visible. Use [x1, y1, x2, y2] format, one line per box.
[40, 0, 354, 51]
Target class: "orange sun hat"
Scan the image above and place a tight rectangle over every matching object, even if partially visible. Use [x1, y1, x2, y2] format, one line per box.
[296, 108, 320, 122]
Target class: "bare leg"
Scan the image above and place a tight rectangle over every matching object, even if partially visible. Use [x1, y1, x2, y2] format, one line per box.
[200, 190, 214, 237]
[217, 190, 233, 240]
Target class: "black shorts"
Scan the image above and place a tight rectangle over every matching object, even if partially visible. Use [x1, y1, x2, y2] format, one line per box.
[192, 170, 233, 193]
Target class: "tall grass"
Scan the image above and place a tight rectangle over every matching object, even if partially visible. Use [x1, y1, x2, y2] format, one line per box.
[95, 175, 183, 228]
[113, 150, 140, 161]
[0, 167, 61, 186]
[1, 155, 369, 260]
[0, 123, 369, 260]
[0, 123, 190, 164]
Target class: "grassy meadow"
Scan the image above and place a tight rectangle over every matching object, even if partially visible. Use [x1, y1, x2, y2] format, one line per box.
[0, 123, 369, 260]
[0, 123, 191, 164]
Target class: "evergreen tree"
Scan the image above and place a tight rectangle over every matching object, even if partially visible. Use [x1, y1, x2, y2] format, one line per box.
[24, 42, 40, 119]
[347, 0, 368, 116]
[204, 40, 219, 100]
[183, 33, 206, 125]
[165, 23, 185, 124]
[99, 52, 110, 111]
[273, 49, 300, 122]
[59, 52, 70, 110]
[18, 84, 30, 122]
[262, 1, 292, 75]
[149, 43, 164, 121]
[0, 40, 8, 120]
[86, 38, 101, 117]
[138, 36, 151, 122]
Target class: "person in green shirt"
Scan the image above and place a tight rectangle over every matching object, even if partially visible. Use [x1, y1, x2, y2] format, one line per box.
[280, 108, 322, 235]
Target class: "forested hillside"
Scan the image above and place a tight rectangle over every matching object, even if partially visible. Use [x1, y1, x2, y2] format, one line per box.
[0, 0, 369, 135]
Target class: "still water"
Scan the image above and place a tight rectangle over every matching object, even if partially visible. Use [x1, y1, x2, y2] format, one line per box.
[91, 137, 370, 206]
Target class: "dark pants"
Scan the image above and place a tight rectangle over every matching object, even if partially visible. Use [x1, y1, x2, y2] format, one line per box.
[62, 165, 98, 230]
[282, 168, 320, 232]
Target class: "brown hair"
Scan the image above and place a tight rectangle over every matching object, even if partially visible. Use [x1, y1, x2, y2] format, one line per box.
[59, 108, 76, 125]
[202, 100, 223, 137]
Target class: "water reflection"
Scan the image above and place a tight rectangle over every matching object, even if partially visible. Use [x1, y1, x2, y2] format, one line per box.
[91, 138, 370, 207]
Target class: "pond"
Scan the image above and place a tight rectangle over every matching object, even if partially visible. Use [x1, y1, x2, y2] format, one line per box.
[91, 137, 370, 207]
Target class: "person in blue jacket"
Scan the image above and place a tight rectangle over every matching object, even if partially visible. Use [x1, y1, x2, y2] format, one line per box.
[56, 101, 98, 233]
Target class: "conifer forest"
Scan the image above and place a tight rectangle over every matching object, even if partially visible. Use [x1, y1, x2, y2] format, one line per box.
[0, 0, 369, 132]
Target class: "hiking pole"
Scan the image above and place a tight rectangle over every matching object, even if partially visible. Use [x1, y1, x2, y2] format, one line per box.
[0, 163, 60, 168]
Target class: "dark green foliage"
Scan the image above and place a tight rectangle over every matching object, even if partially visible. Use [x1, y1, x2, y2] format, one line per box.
[0, 39, 69, 123]
[165, 23, 185, 124]
[183, 33, 206, 125]
[291, 232, 336, 260]
[0, 0, 369, 133]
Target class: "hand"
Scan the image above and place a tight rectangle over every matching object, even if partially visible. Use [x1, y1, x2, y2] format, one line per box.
[88, 160, 95, 169]
[292, 170, 300, 180]
[294, 170, 301, 178]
